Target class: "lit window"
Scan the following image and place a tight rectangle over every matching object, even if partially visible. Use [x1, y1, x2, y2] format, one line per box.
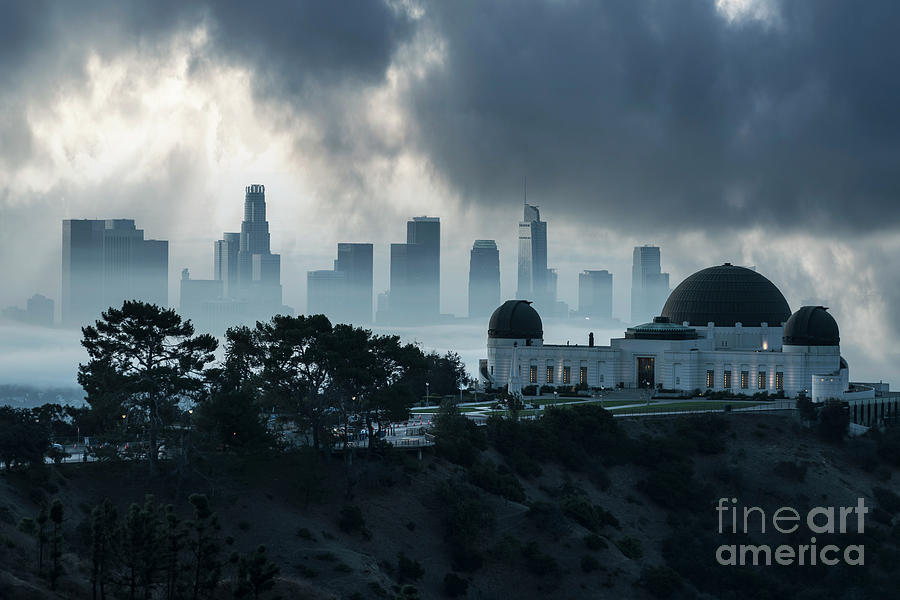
[741, 371, 749, 389]
[706, 370, 714, 389]
[775, 372, 783, 390]
[529, 366, 537, 384]
[580, 366, 588, 385]
[724, 370, 732, 389]
[758, 371, 767, 389]
[546, 366, 554, 384]
[563, 366, 571, 385]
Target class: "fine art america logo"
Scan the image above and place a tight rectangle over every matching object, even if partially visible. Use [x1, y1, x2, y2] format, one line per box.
[715, 497, 868, 566]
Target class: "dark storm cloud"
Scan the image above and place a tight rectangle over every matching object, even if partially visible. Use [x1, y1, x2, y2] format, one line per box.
[406, 0, 900, 232]
[0, 0, 412, 165]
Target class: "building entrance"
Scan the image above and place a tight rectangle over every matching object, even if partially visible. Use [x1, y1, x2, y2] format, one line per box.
[637, 357, 655, 389]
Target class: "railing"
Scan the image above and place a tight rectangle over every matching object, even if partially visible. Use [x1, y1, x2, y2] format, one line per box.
[611, 401, 794, 419]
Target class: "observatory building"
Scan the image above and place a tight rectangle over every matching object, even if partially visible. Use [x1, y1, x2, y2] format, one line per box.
[480, 264, 871, 404]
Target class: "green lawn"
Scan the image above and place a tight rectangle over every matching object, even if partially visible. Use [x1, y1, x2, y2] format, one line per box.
[613, 401, 764, 414]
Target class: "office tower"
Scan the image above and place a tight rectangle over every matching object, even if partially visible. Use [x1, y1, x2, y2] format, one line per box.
[516, 203, 549, 308]
[334, 243, 373, 323]
[62, 219, 168, 326]
[468, 240, 500, 318]
[235, 184, 282, 312]
[179, 268, 224, 326]
[385, 217, 440, 323]
[307, 270, 347, 318]
[631, 245, 670, 324]
[578, 270, 613, 319]
[214, 232, 240, 297]
[307, 243, 373, 324]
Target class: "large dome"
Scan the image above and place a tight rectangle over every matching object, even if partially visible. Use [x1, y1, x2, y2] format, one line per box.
[488, 300, 543, 340]
[660, 264, 791, 327]
[783, 306, 839, 346]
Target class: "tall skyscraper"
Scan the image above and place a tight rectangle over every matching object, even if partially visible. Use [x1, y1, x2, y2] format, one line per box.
[307, 242, 373, 324]
[631, 245, 670, 324]
[578, 270, 613, 319]
[517, 203, 550, 309]
[180, 184, 289, 334]
[62, 219, 168, 326]
[468, 240, 500, 318]
[384, 217, 440, 324]
[235, 184, 282, 311]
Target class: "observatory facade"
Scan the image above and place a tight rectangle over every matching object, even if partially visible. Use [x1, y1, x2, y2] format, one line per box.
[481, 264, 869, 403]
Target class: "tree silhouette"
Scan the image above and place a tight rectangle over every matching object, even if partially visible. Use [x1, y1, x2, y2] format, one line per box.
[78, 301, 217, 470]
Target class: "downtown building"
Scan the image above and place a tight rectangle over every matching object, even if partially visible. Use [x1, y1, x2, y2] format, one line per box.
[631, 245, 670, 325]
[517, 203, 562, 315]
[179, 184, 289, 333]
[468, 240, 500, 319]
[62, 219, 168, 326]
[577, 270, 613, 321]
[307, 242, 374, 325]
[380, 216, 441, 325]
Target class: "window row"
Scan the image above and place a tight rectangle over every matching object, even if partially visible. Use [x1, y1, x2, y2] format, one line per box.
[527, 364, 591, 385]
[707, 369, 784, 390]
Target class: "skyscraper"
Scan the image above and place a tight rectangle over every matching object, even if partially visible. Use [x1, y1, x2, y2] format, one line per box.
[62, 219, 168, 326]
[578, 270, 613, 319]
[335, 243, 374, 323]
[307, 242, 373, 324]
[468, 240, 500, 318]
[214, 232, 240, 297]
[180, 184, 289, 334]
[517, 203, 550, 308]
[384, 217, 440, 323]
[631, 246, 670, 324]
[235, 184, 282, 312]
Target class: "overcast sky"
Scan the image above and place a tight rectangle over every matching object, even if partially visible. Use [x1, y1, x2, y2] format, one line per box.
[1, 0, 899, 385]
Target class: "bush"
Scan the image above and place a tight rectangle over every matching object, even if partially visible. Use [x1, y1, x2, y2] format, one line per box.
[817, 400, 849, 443]
[338, 504, 368, 537]
[584, 534, 608, 551]
[439, 481, 494, 572]
[640, 566, 683, 598]
[468, 460, 526, 502]
[580, 554, 600, 572]
[615, 536, 643, 560]
[521, 541, 559, 577]
[296, 527, 315, 540]
[443, 572, 469, 597]
[396, 552, 425, 583]
[560, 494, 618, 532]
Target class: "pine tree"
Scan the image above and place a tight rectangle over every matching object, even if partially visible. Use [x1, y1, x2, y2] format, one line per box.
[90, 498, 118, 600]
[188, 494, 223, 600]
[163, 504, 189, 600]
[48, 499, 64, 590]
[234, 545, 280, 600]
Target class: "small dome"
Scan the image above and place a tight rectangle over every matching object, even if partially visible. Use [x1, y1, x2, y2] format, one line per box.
[660, 264, 791, 327]
[783, 306, 839, 346]
[488, 300, 543, 340]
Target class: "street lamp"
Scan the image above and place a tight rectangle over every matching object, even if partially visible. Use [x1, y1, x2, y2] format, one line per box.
[425, 382, 430, 406]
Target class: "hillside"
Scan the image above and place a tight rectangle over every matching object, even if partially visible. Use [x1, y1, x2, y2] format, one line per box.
[1, 411, 898, 599]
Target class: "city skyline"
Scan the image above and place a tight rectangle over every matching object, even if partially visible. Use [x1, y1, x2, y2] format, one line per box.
[2, 0, 900, 387]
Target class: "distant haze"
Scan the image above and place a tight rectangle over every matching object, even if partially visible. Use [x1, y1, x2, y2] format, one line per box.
[1, 1, 899, 388]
